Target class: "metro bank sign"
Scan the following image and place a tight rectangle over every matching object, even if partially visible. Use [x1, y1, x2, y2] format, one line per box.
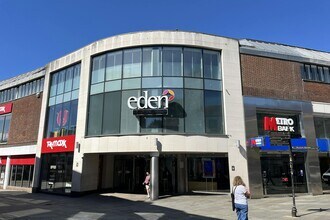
[264, 116, 295, 132]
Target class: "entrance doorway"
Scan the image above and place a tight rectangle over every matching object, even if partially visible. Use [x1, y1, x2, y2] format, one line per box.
[260, 152, 308, 194]
[113, 155, 150, 193]
[159, 156, 177, 194]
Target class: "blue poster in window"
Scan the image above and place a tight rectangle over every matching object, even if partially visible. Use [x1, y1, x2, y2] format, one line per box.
[202, 159, 215, 178]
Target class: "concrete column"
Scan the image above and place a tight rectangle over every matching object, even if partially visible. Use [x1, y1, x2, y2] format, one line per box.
[3, 156, 11, 189]
[177, 154, 186, 193]
[150, 154, 159, 200]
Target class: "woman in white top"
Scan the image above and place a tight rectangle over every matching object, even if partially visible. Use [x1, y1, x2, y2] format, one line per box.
[233, 176, 250, 220]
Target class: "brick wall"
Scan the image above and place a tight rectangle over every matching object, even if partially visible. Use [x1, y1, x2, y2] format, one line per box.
[241, 54, 330, 102]
[303, 81, 330, 103]
[6, 93, 43, 146]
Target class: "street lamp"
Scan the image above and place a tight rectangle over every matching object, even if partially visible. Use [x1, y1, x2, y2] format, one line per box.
[288, 135, 297, 217]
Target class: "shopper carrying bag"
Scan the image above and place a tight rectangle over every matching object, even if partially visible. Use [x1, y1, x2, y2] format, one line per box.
[233, 176, 250, 220]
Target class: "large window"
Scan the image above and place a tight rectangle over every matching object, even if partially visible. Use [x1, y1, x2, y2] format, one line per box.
[9, 165, 34, 187]
[87, 47, 223, 136]
[0, 78, 44, 104]
[301, 64, 330, 84]
[314, 117, 330, 138]
[40, 152, 73, 194]
[45, 64, 80, 138]
[0, 114, 11, 143]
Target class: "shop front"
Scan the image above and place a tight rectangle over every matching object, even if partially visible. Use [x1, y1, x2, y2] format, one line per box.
[314, 117, 330, 190]
[40, 135, 75, 194]
[187, 155, 229, 192]
[111, 154, 178, 195]
[0, 155, 35, 188]
[254, 112, 308, 194]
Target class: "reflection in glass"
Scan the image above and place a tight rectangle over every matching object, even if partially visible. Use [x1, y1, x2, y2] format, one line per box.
[0, 117, 4, 142]
[204, 90, 222, 134]
[57, 71, 66, 95]
[105, 80, 121, 92]
[142, 77, 162, 88]
[184, 48, 202, 77]
[140, 89, 163, 133]
[204, 50, 221, 79]
[164, 89, 184, 133]
[106, 51, 122, 80]
[184, 78, 203, 89]
[46, 106, 55, 137]
[50, 73, 58, 97]
[68, 100, 78, 135]
[90, 83, 104, 95]
[64, 67, 73, 92]
[92, 55, 106, 84]
[185, 90, 204, 133]
[121, 90, 140, 134]
[87, 94, 104, 136]
[72, 65, 80, 90]
[103, 91, 121, 134]
[2, 115, 11, 142]
[163, 48, 182, 76]
[143, 47, 162, 76]
[163, 77, 183, 88]
[123, 49, 141, 78]
[40, 153, 73, 194]
[122, 78, 141, 89]
[204, 79, 222, 91]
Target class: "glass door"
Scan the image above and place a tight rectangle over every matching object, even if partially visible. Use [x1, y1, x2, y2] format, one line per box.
[114, 156, 133, 192]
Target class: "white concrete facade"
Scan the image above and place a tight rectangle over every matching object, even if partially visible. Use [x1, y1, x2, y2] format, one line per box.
[33, 31, 248, 194]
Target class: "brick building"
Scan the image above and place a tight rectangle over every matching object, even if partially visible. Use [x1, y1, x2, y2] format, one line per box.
[0, 31, 329, 199]
[0, 68, 44, 190]
[240, 39, 330, 197]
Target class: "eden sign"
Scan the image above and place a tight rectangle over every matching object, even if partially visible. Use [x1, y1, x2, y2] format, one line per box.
[127, 90, 175, 116]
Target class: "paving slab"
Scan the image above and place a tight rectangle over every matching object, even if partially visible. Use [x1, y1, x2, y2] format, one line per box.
[0, 190, 329, 219]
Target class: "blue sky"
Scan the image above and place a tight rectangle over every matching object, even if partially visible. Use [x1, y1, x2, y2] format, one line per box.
[0, 0, 329, 81]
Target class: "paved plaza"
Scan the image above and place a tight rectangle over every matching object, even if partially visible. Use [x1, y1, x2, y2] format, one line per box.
[0, 190, 329, 219]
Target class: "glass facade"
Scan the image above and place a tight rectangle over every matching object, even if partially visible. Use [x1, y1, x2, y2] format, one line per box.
[87, 46, 223, 136]
[45, 64, 80, 138]
[261, 153, 308, 194]
[40, 152, 73, 194]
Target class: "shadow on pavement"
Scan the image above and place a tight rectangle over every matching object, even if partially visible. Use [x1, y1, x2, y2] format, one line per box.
[0, 191, 224, 219]
[298, 208, 330, 218]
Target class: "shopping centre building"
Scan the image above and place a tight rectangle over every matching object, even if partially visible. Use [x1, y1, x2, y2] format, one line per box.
[0, 31, 329, 199]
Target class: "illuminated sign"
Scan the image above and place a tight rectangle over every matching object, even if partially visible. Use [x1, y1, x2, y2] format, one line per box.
[264, 116, 295, 132]
[127, 89, 175, 116]
[248, 137, 264, 147]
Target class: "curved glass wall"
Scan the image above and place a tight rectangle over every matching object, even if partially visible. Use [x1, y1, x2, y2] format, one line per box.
[87, 46, 223, 136]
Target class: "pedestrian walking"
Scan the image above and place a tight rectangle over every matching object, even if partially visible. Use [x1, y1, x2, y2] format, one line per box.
[143, 172, 151, 198]
[232, 176, 250, 220]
